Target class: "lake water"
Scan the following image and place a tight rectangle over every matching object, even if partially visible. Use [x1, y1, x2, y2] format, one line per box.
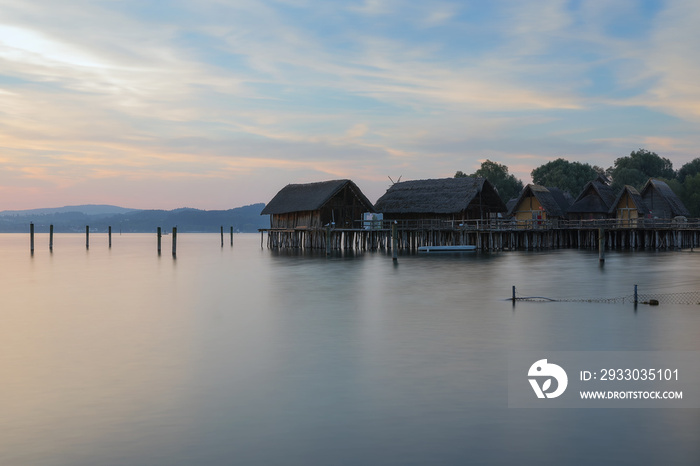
[1, 233, 699, 465]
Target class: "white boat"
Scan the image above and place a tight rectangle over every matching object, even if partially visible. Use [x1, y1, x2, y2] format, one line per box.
[417, 245, 477, 252]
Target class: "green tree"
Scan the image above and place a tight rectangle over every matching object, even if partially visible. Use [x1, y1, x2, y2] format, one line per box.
[456, 160, 524, 202]
[610, 149, 675, 190]
[609, 167, 649, 190]
[679, 173, 700, 217]
[530, 158, 600, 197]
[677, 158, 700, 182]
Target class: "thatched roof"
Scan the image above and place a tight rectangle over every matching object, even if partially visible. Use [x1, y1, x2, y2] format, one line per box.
[507, 184, 571, 217]
[374, 177, 506, 214]
[567, 181, 617, 214]
[261, 179, 375, 215]
[548, 187, 574, 213]
[596, 173, 611, 185]
[641, 179, 690, 217]
[609, 185, 648, 215]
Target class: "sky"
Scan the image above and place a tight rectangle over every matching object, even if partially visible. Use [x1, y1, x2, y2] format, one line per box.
[1, 0, 699, 210]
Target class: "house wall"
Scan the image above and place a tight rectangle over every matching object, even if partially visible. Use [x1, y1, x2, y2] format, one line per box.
[270, 185, 373, 229]
[615, 192, 641, 226]
[513, 195, 547, 222]
[322, 185, 370, 228]
[380, 212, 459, 222]
[642, 188, 675, 218]
[381, 209, 488, 223]
[567, 189, 612, 221]
[568, 212, 609, 221]
[615, 191, 639, 228]
[271, 210, 322, 229]
[511, 195, 559, 228]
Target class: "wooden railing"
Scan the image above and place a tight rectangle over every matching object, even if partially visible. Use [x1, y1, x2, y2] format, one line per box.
[351, 217, 700, 231]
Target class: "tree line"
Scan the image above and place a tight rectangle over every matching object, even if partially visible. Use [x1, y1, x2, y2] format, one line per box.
[456, 149, 700, 217]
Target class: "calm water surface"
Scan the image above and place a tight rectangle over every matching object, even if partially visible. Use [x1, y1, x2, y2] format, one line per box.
[1, 233, 699, 465]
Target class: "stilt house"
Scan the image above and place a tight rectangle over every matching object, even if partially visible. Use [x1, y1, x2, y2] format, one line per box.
[261, 179, 375, 229]
[373, 177, 507, 222]
[567, 180, 617, 220]
[507, 184, 572, 227]
[610, 185, 648, 227]
[640, 179, 690, 219]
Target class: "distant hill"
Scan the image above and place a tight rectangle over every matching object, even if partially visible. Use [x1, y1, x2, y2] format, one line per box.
[0, 204, 140, 217]
[0, 203, 269, 233]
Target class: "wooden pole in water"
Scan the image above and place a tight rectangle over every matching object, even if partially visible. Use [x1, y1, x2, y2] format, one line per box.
[230, 226, 234, 246]
[108, 226, 112, 248]
[30, 222, 34, 254]
[326, 224, 331, 255]
[157, 227, 162, 255]
[172, 227, 177, 257]
[598, 228, 605, 262]
[86, 225, 90, 249]
[634, 284, 638, 306]
[392, 221, 398, 262]
[220, 226, 224, 247]
[49, 224, 53, 251]
[512, 285, 516, 303]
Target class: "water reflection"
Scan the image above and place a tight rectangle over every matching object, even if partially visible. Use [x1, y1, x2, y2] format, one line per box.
[0, 234, 698, 465]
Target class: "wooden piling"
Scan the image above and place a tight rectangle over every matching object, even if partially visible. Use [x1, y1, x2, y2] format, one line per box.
[392, 222, 398, 262]
[259, 222, 700, 253]
[172, 227, 177, 257]
[230, 226, 234, 246]
[49, 224, 53, 251]
[221, 226, 224, 247]
[30, 222, 34, 253]
[157, 227, 162, 255]
[86, 225, 90, 249]
[108, 226, 112, 248]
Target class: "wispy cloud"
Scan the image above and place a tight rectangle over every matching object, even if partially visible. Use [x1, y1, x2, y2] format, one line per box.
[347, 0, 397, 16]
[635, 2, 700, 120]
[0, 0, 698, 209]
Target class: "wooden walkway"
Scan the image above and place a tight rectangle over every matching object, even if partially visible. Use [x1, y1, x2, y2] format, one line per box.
[260, 218, 700, 251]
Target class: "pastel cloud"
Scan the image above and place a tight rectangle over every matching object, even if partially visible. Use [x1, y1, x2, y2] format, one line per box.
[0, 0, 698, 209]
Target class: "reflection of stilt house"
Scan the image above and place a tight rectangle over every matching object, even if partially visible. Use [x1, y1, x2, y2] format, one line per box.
[610, 185, 648, 227]
[640, 179, 690, 219]
[374, 177, 507, 223]
[261, 179, 375, 229]
[567, 180, 617, 220]
[507, 184, 571, 228]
